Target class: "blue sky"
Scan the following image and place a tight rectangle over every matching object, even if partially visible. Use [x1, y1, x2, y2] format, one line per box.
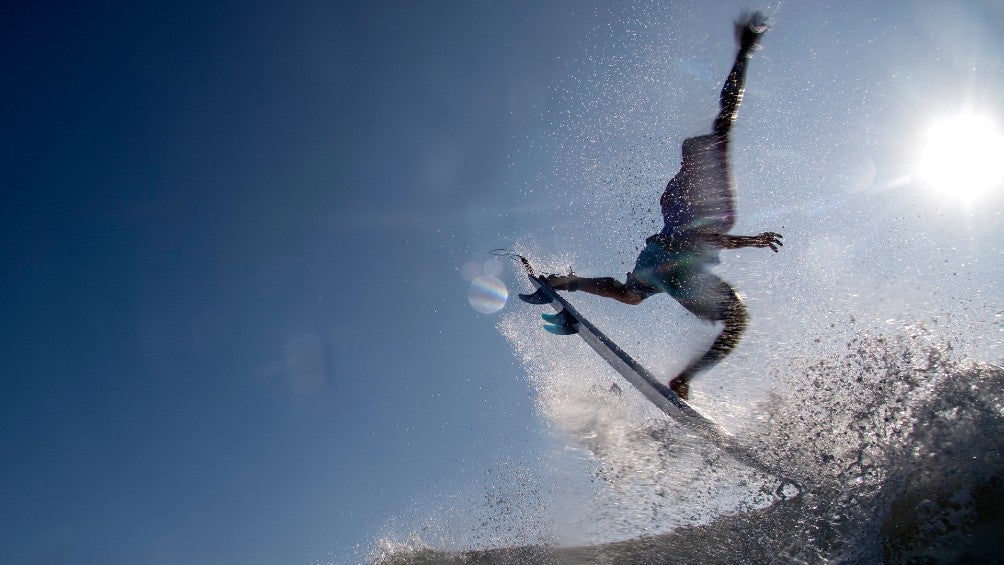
[3, 1, 1003, 563]
[3, 2, 598, 562]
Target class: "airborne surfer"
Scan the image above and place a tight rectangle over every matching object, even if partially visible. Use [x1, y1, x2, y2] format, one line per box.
[545, 12, 782, 400]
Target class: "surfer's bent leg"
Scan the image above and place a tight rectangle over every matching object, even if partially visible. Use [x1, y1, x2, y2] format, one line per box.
[546, 275, 646, 305]
[713, 12, 767, 137]
[670, 281, 748, 399]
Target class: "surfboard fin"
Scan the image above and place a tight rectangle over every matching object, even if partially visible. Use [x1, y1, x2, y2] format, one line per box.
[544, 322, 578, 335]
[542, 310, 578, 335]
[518, 288, 552, 304]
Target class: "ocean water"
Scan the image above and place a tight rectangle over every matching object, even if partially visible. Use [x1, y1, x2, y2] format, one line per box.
[373, 314, 1003, 563]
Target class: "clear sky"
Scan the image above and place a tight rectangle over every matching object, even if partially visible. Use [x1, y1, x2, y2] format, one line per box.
[3, 1, 1002, 563]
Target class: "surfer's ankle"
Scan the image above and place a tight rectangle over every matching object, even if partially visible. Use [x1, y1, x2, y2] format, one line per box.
[670, 375, 690, 400]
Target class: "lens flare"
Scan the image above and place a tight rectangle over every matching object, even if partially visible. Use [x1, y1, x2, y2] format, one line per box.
[483, 258, 503, 277]
[468, 275, 508, 314]
[916, 113, 1004, 202]
[461, 261, 483, 282]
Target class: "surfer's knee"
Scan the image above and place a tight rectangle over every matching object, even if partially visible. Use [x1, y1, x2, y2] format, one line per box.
[618, 290, 645, 305]
[611, 275, 647, 305]
[722, 291, 746, 327]
[604, 277, 645, 305]
[565, 276, 645, 305]
[719, 290, 748, 342]
[724, 292, 747, 325]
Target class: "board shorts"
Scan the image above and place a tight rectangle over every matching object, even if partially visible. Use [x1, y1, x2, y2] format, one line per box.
[626, 237, 731, 322]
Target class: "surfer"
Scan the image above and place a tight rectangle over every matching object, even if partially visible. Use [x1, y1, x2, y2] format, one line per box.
[546, 12, 782, 400]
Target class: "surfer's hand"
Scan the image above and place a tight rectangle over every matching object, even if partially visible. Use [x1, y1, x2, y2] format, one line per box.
[749, 232, 783, 252]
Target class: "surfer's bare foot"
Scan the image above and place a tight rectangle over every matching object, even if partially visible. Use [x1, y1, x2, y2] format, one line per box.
[545, 274, 579, 291]
[669, 376, 689, 400]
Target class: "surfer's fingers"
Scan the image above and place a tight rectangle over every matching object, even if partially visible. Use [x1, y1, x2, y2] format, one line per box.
[752, 232, 782, 251]
[761, 232, 783, 252]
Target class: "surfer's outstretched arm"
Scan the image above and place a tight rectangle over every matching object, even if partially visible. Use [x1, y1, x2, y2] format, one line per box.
[713, 12, 768, 137]
[702, 232, 783, 252]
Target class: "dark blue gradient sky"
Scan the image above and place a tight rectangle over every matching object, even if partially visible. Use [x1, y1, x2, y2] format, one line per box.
[3, 1, 1002, 562]
[3, 2, 592, 561]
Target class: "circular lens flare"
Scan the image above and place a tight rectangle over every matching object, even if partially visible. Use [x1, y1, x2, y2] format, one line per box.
[468, 276, 508, 314]
[483, 258, 503, 277]
[461, 261, 483, 282]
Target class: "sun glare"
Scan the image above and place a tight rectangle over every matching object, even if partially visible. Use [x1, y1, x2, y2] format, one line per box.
[915, 113, 1004, 202]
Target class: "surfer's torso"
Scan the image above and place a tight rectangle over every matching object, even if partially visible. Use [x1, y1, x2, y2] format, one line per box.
[661, 133, 735, 237]
[628, 132, 737, 307]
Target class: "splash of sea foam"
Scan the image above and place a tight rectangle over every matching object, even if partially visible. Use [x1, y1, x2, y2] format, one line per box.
[496, 289, 1003, 559]
[368, 310, 1001, 564]
[750, 322, 1004, 562]
[496, 285, 780, 544]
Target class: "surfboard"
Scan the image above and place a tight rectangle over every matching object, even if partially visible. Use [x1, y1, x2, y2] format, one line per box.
[515, 256, 800, 494]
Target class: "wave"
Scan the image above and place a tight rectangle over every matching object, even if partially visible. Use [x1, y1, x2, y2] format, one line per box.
[372, 319, 1003, 563]
[751, 325, 1004, 562]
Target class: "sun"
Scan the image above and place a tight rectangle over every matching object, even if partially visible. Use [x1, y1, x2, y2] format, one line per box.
[915, 113, 1004, 202]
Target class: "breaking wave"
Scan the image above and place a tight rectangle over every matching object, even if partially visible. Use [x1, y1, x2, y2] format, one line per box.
[371, 313, 1003, 563]
[751, 325, 1004, 562]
